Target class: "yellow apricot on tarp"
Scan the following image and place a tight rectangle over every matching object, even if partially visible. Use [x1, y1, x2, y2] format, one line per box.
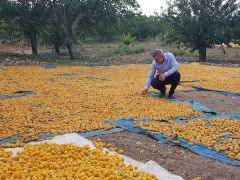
[118, 150, 124, 154]
[0, 65, 203, 144]
[135, 118, 240, 160]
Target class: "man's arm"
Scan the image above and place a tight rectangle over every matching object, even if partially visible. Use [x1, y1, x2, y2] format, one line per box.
[144, 62, 156, 90]
[164, 53, 179, 77]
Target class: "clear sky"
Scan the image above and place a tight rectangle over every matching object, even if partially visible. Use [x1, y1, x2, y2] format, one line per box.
[137, 0, 167, 16]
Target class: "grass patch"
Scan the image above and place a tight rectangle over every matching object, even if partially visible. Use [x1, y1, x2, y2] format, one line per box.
[235, 53, 240, 59]
[0, 50, 91, 64]
[101, 46, 145, 57]
[0, 52, 63, 63]
[171, 49, 198, 57]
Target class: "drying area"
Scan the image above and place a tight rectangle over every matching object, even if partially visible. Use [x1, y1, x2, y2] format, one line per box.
[0, 64, 240, 179]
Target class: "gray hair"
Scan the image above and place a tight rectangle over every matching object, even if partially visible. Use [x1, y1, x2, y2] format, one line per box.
[152, 49, 164, 57]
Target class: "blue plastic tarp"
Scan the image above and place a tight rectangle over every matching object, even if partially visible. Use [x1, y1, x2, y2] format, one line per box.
[0, 136, 20, 146]
[193, 86, 240, 97]
[31, 128, 124, 142]
[43, 65, 57, 69]
[174, 99, 216, 114]
[84, 64, 112, 67]
[150, 92, 216, 114]
[79, 128, 124, 138]
[174, 114, 240, 124]
[0, 128, 124, 146]
[55, 74, 110, 81]
[83, 76, 110, 81]
[107, 117, 240, 166]
[36, 134, 54, 142]
[180, 80, 198, 83]
[58, 73, 80, 77]
[0, 91, 33, 100]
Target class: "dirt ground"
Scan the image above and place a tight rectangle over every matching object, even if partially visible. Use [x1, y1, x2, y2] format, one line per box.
[176, 91, 240, 114]
[1, 43, 240, 67]
[90, 91, 240, 180]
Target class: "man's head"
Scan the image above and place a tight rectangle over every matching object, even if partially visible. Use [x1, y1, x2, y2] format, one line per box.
[152, 49, 165, 63]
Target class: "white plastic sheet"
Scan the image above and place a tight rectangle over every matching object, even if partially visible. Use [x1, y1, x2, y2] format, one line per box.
[6, 133, 184, 180]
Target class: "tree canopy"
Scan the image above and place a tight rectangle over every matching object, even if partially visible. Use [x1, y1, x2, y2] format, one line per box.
[165, 0, 240, 61]
[1, 0, 239, 62]
[1, 0, 140, 58]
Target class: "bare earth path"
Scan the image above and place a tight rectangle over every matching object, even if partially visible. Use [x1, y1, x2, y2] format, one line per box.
[176, 91, 240, 114]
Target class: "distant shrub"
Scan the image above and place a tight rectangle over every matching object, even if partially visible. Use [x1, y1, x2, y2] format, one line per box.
[172, 49, 185, 56]
[172, 49, 198, 57]
[102, 46, 145, 57]
[122, 33, 135, 46]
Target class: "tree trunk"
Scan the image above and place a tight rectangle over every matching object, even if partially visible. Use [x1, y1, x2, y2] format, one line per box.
[220, 45, 226, 54]
[199, 47, 207, 62]
[65, 31, 75, 59]
[54, 45, 60, 55]
[8, 34, 13, 44]
[64, 6, 76, 60]
[66, 37, 75, 59]
[52, 0, 61, 56]
[30, 32, 38, 55]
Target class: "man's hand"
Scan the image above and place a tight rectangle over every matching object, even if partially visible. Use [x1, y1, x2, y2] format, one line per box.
[141, 89, 149, 95]
[159, 74, 166, 81]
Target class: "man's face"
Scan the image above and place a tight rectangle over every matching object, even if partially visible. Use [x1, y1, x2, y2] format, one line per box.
[154, 55, 165, 64]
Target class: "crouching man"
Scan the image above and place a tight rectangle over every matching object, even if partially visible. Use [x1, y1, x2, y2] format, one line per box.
[141, 49, 181, 99]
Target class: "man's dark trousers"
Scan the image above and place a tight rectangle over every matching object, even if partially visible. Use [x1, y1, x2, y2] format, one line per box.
[150, 71, 181, 96]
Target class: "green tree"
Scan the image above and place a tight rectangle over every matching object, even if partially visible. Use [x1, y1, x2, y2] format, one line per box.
[122, 33, 135, 46]
[1, 0, 51, 55]
[165, 0, 240, 62]
[231, 10, 240, 44]
[133, 15, 156, 39]
[0, 19, 23, 43]
[39, 0, 66, 55]
[125, 13, 167, 40]
[1, 0, 139, 59]
[59, 0, 139, 59]
[164, 28, 183, 48]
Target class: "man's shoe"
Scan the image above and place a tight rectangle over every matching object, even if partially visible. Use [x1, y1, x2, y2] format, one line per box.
[168, 93, 175, 99]
[160, 87, 167, 97]
[160, 91, 166, 97]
